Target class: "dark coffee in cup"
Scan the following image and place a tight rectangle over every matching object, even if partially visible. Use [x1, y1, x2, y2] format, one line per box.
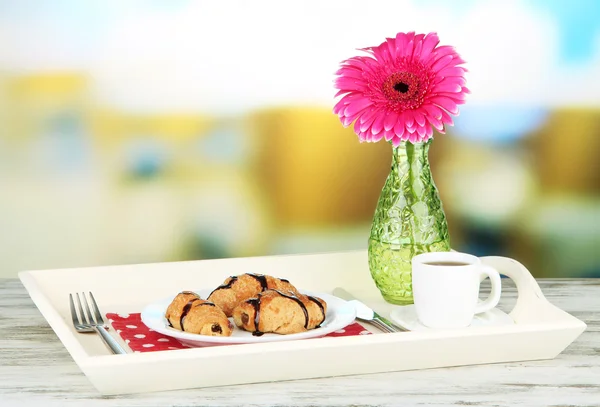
[423, 261, 470, 266]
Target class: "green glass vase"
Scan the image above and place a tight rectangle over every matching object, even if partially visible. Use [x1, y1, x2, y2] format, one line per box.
[368, 139, 451, 305]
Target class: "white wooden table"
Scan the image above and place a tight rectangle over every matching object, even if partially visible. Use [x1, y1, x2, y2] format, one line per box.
[1, 278, 598, 406]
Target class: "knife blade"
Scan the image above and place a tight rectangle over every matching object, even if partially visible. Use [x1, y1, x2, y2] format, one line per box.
[332, 287, 406, 333]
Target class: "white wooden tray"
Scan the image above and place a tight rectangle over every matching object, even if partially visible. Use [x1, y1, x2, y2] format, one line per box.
[18, 250, 586, 395]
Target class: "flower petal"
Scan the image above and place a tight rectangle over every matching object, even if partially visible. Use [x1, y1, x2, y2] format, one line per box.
[342, 115, 354, 127]
[371, 113, 386, 135]
[360, 113, 377, 132]
[438, 66, 467, 77]
[433, 92, 468, 103]
[419, 32, 440, 60]
[403, 111, 415, 128]
[440, 108, 454, 126]
[335, 77, 367, 92]
[343, 98, 373, 117]
[410, 33, 426, 59]
[340, 92, 369, 101]
[336, 67, 364, 79]
[414, 112, 426, 127]
[383, 111, 399, 131]
[383, 129, 395, 142]
[373, 42, 393, 64]
[426, 114, 444, 132]
[333, 99, 346, 115]
[384, 37, 398, 59]
[430, 97, 459, 115]
[435, 76, 466, 87]
[353, 119, 362, 135]
[372, 130, 385, 143]
[344, 56, 378, 75]
[422, 104, 443, 120]
[453, 56, 467, 65]
[426, 45, 457, 64]
[359, 107, 379, 124]
[395, 31, 415, 57]
[393, 120, 405, 139]
[432, 82, 462, 93]
[405, 38, 415, 58]
[425, 125, 434, 139]
[431, 54, 454, 71]
[334, 89, 350, 98]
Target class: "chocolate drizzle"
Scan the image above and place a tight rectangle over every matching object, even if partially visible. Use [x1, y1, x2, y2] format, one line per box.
[179, 298, 200, 330]
[274, 290, 309, 329]
[207, 275, 239, 297]
[242, 290, 325, 335]
[247, 273, 269, 290]
[247, 294, 263, 336]
[307, 295, 326, 327]
[179, 299, 216, 331]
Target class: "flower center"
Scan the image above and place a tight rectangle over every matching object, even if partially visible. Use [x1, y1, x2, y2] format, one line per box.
[382, 71, 424, 109]
[394, 82, 409, 93]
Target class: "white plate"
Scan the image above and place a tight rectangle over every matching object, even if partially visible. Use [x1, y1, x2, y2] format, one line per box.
[140, 289, 356, 347]
[389, 304, 514, 331]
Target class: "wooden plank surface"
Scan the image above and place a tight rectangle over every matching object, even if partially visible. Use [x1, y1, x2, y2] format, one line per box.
[0, 278, 598, 407]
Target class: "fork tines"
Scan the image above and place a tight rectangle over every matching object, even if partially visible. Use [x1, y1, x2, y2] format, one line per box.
[70, 292, 107, 327]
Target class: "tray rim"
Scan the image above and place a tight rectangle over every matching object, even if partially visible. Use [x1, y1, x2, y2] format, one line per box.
[18, 249, 588, 393]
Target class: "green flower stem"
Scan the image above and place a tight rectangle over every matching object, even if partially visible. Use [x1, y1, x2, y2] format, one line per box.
[406, 141, 416, 247]
[368, 140, 450, 305]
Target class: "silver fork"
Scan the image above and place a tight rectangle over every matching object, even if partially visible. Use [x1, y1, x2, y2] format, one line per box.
[69, 292, 127, 355]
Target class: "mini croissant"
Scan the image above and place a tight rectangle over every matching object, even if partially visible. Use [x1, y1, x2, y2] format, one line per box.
[232, 289, 327, 336]
[165, 291, 232, 336]
[207, 273, 299, 317]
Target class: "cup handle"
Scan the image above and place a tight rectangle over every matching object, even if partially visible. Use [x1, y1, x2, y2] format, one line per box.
[474, 265, 502, 314]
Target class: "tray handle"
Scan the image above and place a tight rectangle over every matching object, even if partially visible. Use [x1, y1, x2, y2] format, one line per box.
[479, 256, 547, 320]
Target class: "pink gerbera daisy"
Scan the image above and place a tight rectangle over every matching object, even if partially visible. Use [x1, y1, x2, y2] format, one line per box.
[333, 32, 469, 146]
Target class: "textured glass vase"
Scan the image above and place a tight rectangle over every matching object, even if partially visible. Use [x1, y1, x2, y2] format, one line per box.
[368, 140, 450, 305]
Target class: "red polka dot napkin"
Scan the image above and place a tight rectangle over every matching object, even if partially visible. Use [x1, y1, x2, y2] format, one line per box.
[106, 313, 371, 353]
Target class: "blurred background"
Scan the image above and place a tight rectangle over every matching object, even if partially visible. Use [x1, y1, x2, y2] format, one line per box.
[0, 0, 598, 278]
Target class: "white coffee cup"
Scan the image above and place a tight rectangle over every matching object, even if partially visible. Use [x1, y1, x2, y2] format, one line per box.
[411, 251, 502, 329]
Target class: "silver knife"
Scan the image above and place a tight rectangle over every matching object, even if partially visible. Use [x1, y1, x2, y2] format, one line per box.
[332, 287, 406, 333]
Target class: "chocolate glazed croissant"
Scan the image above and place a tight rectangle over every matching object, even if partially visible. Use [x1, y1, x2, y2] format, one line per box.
[232, 289, 327, 336]
[165, 291, 232, 336]
[207, 273, 299, 317]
